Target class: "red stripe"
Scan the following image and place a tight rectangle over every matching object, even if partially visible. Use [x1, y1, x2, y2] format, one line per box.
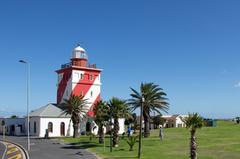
[57, 70, 72, 104]
[71, 70, 100, 97]
[87, 94, 100, 117]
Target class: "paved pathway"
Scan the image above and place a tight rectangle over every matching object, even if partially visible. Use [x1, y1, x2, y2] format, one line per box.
[1, 136, 98, 159]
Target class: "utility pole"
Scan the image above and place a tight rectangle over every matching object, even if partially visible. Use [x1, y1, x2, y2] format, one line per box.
[138, 95, 144, 158]
[109, 108, 113, 152]
[19, 60, 31, 151]
[2, 120, 5, 139]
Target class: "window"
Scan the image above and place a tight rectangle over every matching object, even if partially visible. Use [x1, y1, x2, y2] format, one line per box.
[60, 122, 65, 136]
[29, 122, 31, 132]
[89, 74, 93, 81]
[34, 122, 37, 133]
[80, 73, 83, 80]
[91, 91, 93, 97]
[74, 72, 79, 79]
[48, 122, 53, 133]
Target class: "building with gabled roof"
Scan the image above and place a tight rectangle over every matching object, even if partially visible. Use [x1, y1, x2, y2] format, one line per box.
[27, 103, 74, 137]
[161, 114, 188, 128]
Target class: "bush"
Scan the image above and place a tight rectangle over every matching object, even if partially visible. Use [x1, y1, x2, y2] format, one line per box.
[126, 135, 138, 151]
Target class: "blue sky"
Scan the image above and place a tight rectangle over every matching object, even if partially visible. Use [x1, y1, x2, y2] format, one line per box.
[0, 0, 240, 118]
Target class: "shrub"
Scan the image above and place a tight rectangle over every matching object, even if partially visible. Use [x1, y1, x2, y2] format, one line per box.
[126, 135, 138, 151]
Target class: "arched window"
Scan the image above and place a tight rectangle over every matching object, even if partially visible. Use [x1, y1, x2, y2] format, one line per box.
[34, 122, 37, 133]
[48, 122, 53, 133]
[60, 122, 65, 136]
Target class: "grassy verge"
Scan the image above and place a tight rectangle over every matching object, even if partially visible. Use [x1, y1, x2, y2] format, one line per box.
[63, 121, 240, 159]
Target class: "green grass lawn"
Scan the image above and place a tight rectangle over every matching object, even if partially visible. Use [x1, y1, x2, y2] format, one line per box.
[62, 121, 240, 159]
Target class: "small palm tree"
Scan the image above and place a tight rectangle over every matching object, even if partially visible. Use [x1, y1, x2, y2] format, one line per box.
[93, 100, 110, 144]
[60, 95, 88, 138]
[108, 97, 131, 147]
[126, 135, 138, 151]
[129, 82, 169, 137]
[236, 117, 240, 124]
[184, 113, 204, 159]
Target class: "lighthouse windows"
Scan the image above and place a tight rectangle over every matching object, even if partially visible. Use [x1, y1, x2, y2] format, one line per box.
[91, 91, 93, 97]
[80, 73, 84, 80]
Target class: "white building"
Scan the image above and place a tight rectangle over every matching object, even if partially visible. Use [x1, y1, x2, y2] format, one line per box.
[161, 114, 188, 128]
[27, 103, 74, 137]
[0, 103, 126, 137]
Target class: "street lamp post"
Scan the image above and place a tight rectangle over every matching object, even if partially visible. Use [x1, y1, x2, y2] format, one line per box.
[109, 108, 113, 152]
[138, 95, 144, 158]
[19, 60, 30, 151]
[1, 120, 5, 139]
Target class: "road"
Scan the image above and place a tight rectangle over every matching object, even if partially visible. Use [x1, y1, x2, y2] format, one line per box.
[0, 140, 28, 159]
[1, 136, 98, 159]
[0, 142, 6, 159]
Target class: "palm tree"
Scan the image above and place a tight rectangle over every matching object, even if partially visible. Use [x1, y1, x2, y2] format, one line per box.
[60, 95, 88, 138]
[236, 117, 240, 124]
[152, 115, 166, 129]
[184, 113, 204, 159]
[93, 100, 110, 144]
[126, 135, 138, 151]
[108, 97, 131, 147]
[129, 82, 169, 137]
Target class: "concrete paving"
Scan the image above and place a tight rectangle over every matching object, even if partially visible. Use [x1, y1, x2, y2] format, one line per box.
[1, 136, 98, 159]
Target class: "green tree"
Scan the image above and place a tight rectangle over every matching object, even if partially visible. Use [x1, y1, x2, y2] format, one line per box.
[236, 117, 240, 124]
[184, 113, 204, 159]
[129, 82, 169, 137]
[125, 113, 138, 134]
[108, 97, 131, 147]
[10, 115, 18, 118]
[93, 100, 109, 144]
[60, 95, 88, 138]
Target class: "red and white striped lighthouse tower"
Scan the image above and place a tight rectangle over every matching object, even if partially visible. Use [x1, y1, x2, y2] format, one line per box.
[56, 44, 102, 117]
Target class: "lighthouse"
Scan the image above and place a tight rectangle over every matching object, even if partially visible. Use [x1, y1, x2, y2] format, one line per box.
[56, 44, 102, 117]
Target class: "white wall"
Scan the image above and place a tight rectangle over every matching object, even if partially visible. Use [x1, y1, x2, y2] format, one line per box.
[175, 116, 186, 128]
[106, 118, 125, 134]
[29, 117, 41, 136]
[39, 118, 73, 137]
[118, 118, 125, 134]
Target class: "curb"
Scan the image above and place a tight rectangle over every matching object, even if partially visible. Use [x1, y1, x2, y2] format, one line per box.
[0, 139, 30, 159]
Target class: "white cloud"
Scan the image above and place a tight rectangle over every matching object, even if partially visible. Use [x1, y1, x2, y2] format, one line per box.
[234, 82, 240, 88]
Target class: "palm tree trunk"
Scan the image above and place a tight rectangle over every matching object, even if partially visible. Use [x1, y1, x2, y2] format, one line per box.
[113, 118, 119, 147]
[73, 122, 80, 138]
[143, 114, 150, 138]
[98, 124, 104, 144]
[190, 129, 197, 159]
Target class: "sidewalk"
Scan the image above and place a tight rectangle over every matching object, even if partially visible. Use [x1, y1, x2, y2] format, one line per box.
[1, 136, 98, 159]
